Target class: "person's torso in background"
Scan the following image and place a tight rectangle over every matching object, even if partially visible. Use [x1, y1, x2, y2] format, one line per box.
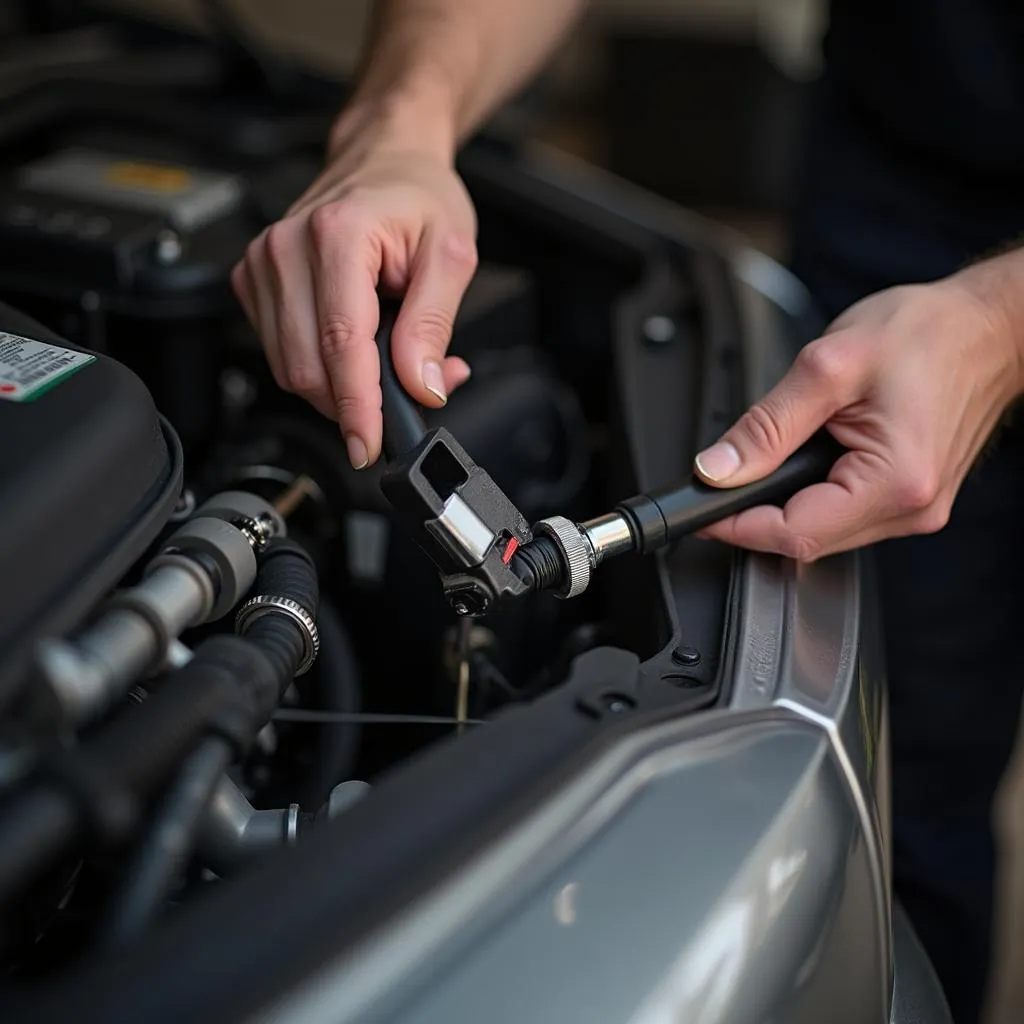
[791, 0, 1024, 317]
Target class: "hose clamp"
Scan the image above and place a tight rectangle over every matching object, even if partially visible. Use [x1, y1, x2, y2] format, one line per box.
[535, 516, 592, 599]
[235, 595, 320, 676]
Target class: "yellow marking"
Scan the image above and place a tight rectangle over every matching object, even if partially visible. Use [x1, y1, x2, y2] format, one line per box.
[105, 162, 191, 194]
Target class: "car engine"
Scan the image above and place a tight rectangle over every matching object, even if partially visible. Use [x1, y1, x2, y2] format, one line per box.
[0, 13, 909, 1024]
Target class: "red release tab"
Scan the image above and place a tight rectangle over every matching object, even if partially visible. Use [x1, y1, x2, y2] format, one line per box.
[501, 536, 520, 565]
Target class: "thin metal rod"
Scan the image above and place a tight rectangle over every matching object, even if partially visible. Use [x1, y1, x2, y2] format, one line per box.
[272, 709, 486, 727]
[273, 474, 316, 519]
[455, 616, 472, 735]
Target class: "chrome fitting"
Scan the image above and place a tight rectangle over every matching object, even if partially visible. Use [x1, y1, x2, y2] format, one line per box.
[581, 513, 635, 566]
[230, 512, 277, 553]
[235, 595, 320, 675]
[535, 516, 592, 600]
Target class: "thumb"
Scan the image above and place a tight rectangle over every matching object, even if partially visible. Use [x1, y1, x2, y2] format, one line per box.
[694, 339, 858, 488]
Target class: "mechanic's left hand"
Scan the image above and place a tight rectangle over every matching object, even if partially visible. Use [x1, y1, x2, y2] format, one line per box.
[692, 272, 1024, 561]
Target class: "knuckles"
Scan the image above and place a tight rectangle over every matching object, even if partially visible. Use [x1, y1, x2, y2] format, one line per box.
[778, 532, 824, 564]
[308, 202, 363, 252]
[739, 402, 787, 456]
[439, 233, 478, 273]
[319, 314, 365, 359]
[892, 468, 941, 514]
[912, 500, 952, 536]
[333, 383, 383, 419]
[284, 363, 325, 397]
[412, 305, 456, 351]
[795, 337, 858, 392]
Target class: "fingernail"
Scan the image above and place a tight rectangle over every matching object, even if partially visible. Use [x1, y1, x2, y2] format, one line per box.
[695, 441, 741, 481]
[346, 435, 369, 470]
[422, 360, 447, 404]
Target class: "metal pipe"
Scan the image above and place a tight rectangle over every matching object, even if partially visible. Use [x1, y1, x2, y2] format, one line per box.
[195, 775, 292, 876]
[36, 561, 211, 726]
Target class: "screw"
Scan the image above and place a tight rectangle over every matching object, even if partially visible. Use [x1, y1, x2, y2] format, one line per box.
[453, 601, 470, 616]
[602, 693, 635, 714]
[643, 315, 676, 345]
[672, 645, 702, 667]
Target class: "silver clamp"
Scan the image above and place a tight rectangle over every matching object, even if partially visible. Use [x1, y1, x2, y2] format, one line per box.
[535, 516, 592, 599]
[235, 595, 320, 676]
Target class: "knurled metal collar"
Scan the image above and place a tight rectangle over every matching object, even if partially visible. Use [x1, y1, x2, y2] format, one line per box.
[535, 516, 591, 600]
[235, 595, 320, 675]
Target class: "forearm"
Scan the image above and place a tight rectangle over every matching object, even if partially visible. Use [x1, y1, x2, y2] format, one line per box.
[331, 0, 587, 160]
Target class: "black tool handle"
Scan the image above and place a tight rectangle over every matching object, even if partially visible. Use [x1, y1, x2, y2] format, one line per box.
[376, 303, 427, 462]
[617, 431, 845, 553]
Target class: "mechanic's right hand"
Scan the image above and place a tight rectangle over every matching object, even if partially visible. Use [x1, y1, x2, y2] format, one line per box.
[231, 114, 476, 470]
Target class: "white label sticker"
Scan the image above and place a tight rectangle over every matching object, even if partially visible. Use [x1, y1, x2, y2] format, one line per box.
[0, 332, 95, 402]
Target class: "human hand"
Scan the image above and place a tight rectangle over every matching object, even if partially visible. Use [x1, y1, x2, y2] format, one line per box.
[692, 276, 1024, 561]
[231, 104, 476, 469]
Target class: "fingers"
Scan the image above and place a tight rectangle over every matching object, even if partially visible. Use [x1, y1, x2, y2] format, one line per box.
[308, 205, 385, 468]
[697, 448, 950, 561]
[235, 240, 286, 390]
[262, 221, 337, 421]
[694, 335, 865, 488]
[390, 228, 478, 408]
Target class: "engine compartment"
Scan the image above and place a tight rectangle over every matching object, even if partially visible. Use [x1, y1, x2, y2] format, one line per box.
[0, 14, 787, 1019]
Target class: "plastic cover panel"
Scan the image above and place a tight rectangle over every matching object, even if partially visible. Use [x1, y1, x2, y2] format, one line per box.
[0, 301, 177, 703]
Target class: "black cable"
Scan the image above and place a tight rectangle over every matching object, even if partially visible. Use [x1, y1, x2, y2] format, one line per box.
[102, 736, 232, 947]
[376, 305, 427, 461]
[272, 710, 486, 727]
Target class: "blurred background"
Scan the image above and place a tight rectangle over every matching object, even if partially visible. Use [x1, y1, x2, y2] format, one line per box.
[12, 3, 1024, 1022]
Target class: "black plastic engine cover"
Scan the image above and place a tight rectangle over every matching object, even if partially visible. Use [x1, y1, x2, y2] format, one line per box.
[0, 301, 180, 709]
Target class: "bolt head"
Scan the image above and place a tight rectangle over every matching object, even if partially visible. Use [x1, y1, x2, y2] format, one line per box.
[154, 229, 183, 265]
[643, 315, 676, 345]
[672, 645, 702, 667]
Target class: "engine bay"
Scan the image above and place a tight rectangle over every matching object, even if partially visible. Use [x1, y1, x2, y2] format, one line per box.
[0, 12, 794, 1020]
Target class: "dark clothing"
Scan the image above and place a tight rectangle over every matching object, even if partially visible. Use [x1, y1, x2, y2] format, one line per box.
[790, 5, 1024, 1023]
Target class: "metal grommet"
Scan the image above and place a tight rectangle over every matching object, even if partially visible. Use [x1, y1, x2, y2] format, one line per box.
[235, 595, 320, 675]
[535, 516, 592, 600]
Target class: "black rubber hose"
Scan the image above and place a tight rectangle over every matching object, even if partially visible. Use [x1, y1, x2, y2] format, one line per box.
[102, 736, 232, 947]
[300, 601, 361, 808]
[243, 537, 320, 702]
[101, 539, 323, 938]
[0, 541, 320, 908]
[0, 786, 78, 904]
[0, 638, 278, 909]
[254, 538, 319, 618]
[376, 305, 426, 461]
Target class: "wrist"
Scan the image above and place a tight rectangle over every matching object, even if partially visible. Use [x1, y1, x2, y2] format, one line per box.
[948, 251, 1024, 398]
[329, 67, 459, 167]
